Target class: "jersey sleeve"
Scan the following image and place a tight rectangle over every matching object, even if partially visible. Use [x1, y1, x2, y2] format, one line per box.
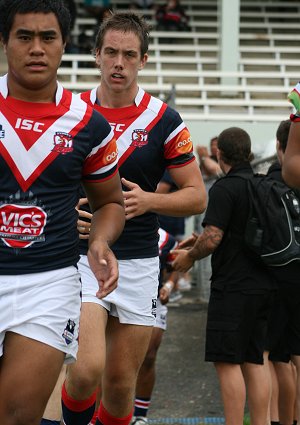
[163, 107, 195, 168]
[82, 111, 118, 182]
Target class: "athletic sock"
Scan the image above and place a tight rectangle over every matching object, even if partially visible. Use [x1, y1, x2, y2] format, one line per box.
[133, 397, 151, 417]
[90, 408, 98, 425]
[61, 381, 96, 425]
[95, 401, 133, 425]
[40, 420, 61, 425]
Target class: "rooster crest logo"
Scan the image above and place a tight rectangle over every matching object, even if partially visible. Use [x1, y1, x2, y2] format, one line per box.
[53, 132, 73, 154]
[131, 129, 148, 147]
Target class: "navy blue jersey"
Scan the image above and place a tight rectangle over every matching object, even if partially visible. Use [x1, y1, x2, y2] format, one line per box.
[158, 227, 178, 289]
[80, 87, 195, 259]
[0, 76, 118, 274]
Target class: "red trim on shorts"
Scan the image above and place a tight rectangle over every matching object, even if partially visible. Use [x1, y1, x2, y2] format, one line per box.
[62, 381, 96, 412]
[98, 401, 133, 425]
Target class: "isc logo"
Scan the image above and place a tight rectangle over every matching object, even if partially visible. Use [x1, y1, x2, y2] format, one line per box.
[110, 123, 125, 132]
[15, 118, 44, 133]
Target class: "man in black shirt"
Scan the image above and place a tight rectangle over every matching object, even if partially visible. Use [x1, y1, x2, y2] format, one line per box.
[172, 127, 275, 425]
[267, 120, 300, 425]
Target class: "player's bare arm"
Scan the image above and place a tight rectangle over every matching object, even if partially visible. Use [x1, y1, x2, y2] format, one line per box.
[83, 174, 125, 298]
[282, 122, 300, 187]
[122, 161, 206, 220]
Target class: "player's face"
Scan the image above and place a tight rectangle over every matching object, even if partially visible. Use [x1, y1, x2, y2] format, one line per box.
[4, 12, 65, 101]
[96, 29, 148, 95]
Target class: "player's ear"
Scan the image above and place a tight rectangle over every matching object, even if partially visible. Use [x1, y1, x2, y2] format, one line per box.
[95, 48, 101, 68]
[139, 53, 148, 70]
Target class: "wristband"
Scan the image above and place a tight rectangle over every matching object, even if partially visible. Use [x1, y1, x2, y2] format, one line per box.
[290, 113, 300, 122]
[164, 281, 173, 292]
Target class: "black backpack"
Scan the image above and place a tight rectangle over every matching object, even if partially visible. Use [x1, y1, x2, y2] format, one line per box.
[235, 172, 300, 266]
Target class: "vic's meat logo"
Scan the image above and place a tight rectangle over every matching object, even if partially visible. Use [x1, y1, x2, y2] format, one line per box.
[0, 204, 47, 248]
[131, 129, 148, 147]
[52, 132, 73, 154]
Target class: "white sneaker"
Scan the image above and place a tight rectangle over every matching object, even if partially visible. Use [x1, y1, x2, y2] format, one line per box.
[168, 290, 183, 303]
[131, 417, 149, 425]
[177, 277, 192, 292]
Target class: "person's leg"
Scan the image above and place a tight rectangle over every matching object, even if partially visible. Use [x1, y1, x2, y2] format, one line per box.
[96, 317, 153, 424]
[0, 332, 65, 425]
[62, 302, 108, 425]
[241, 362, 271, 425]
[214, 362, 246, 425]
[94, 257, 159, 425]
[267, 360, 280, 425]
[41, 364, 67, 424]
[133, 326, 164, 420]
[291, 355, 300, 422]
[273, 361, 296, 425]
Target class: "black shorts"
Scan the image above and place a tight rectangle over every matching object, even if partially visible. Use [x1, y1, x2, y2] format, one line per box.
[205, 287, 273, 364]
[268, 282, 300, 362]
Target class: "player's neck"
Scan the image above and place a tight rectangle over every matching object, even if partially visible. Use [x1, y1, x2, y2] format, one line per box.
[97, 84, 138, 108]
[7, 75, 57, 103]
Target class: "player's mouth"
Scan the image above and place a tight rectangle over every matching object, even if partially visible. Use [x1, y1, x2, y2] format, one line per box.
[27, 61, 47, 70]
[111, 73, 124, 80]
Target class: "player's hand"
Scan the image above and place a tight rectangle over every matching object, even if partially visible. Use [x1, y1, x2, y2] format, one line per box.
[196, 145, 209, 158]
[178, 232, 199, 249]
[159, 282, 173, 304]
[171, 249, 194, 273]
[76, 198, 92, 240]
[87, 241, 119, 298]
[121, 178, 149, 220]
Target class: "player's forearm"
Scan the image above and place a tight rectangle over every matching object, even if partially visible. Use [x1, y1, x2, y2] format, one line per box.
[89, 203, 125, 247]
[282, 156, 300, 188]
[282, 122, 300, 188]
[148, 187, 206, 216]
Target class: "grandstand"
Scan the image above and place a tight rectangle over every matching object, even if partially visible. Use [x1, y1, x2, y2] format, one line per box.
[1, 0, 298, 151]
[63, 0, 298, 152]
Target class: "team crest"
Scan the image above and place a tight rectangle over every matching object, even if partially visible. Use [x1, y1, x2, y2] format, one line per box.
[131, 129, 148, 147]
[62, 319, 76, 345]
[52, 132, 73, 154]
[151, 298, 157, 318]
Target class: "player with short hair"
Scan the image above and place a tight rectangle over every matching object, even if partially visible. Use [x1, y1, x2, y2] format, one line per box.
[0, 1, 124, 424]
[61, 11, 206, 425]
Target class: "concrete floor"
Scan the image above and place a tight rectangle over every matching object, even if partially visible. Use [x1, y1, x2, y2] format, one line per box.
[147, 286, 224, 424]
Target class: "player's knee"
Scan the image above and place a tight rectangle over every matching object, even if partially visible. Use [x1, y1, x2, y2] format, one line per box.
[142, 350, 157, 369]
[2, 402, 42, 425]
[67, 361, 102, 396]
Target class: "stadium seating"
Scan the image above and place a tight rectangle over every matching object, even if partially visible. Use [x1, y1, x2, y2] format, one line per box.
[61, 1, 300, 121]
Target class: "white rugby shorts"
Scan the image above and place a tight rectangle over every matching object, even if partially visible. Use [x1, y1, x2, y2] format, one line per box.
[80, 255, 159, 326]
[0, 266, 81, 363]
